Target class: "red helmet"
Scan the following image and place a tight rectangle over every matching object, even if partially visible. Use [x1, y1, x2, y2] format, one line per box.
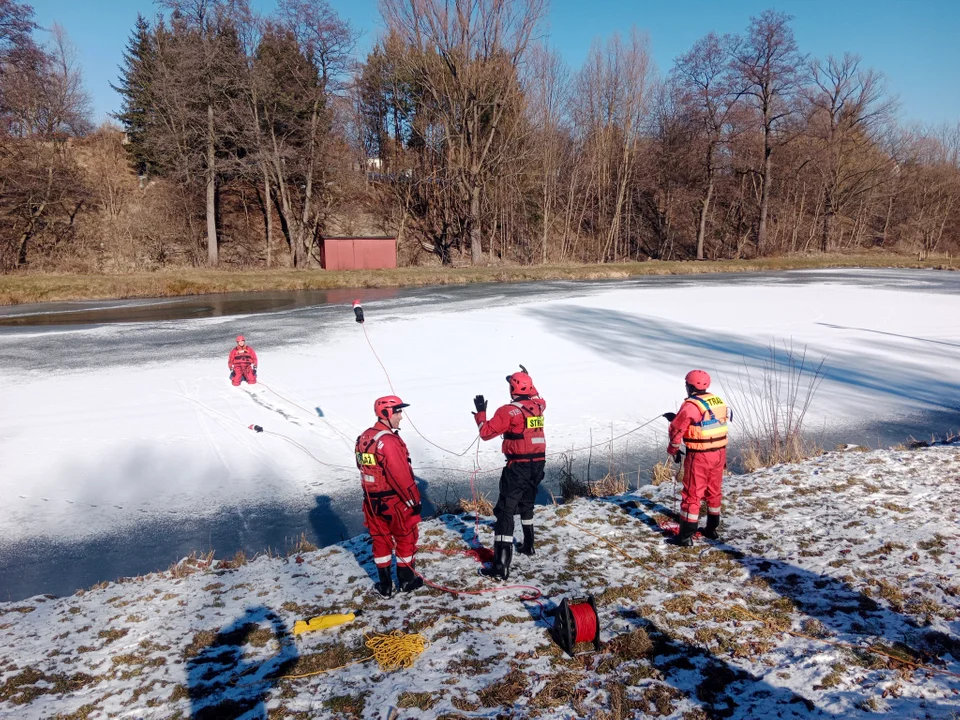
[685, 369, 711, 391]
[374, 395, 409, 420]
[236, 335, 245, 343]
[506, 369, 537, 397]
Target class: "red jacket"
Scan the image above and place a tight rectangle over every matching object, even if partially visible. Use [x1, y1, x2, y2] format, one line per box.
[475, 396, 547, 463]
[355, 421, 420, 506]
[228, 345, 258, 369]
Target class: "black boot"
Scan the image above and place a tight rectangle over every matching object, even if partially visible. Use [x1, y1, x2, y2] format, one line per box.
[671, 520, 698, 547]
[480, 541, 513, 580]
[374, 566, 394, 597]
[396, 564, 424, 593]
[702, 514, 721, 540]
[518, 524, 535, 556]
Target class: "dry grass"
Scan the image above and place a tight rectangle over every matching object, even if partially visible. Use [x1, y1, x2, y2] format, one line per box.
[650, 460, 676, 486]
[286, 532, 317, 555]
[605, 628, 654, 660]
[477, 666, 529, 707]
[167, 550, 216, 578]
[587, 472, 630, 497]
[727, 342, 826, 472]
[1, 253, 952, 305]
[459, 493, 494, 515]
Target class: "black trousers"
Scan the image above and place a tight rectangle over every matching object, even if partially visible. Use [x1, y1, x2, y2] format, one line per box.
[493, 460, 545, 539]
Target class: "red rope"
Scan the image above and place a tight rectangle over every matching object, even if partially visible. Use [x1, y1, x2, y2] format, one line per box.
[418, 573, 542, 601]
[569, 602, 598, 643]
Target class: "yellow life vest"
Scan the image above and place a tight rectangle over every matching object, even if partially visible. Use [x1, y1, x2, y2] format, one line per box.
[682, 393, 728, 451]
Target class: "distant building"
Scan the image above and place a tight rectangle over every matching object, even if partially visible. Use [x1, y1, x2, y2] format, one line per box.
[320, 236, 397, 270]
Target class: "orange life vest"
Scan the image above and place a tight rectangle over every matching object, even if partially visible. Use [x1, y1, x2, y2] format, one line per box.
[682, 393, 729, 451]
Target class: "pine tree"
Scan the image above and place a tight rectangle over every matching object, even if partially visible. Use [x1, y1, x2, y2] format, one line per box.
[111, 14, 156, 176]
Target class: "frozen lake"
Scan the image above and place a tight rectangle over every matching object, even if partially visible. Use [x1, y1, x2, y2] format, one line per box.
[2, 268, 959, 601]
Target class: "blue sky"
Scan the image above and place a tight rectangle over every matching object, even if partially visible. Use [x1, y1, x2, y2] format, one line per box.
[29, 0, 960, 127]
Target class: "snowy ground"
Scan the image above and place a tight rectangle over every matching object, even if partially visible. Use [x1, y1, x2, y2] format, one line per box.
[1, 269, 959, 601]
[0, 442, 957, 719]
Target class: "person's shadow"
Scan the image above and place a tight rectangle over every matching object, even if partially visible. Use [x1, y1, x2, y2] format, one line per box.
[187, 606, 298, 719]
[308, 494, 350, 545]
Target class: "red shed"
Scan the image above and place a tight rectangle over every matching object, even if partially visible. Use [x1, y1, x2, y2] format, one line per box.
[320, 236, 397, 270]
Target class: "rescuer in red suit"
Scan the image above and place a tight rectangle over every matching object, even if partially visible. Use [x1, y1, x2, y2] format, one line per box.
[228, 335, 258, 386]
[664, 370, 730, 546]
[355, 395, 423, 597]
[473, 366, 547, 580]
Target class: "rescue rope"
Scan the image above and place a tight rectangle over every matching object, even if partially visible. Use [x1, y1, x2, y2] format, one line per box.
[258, 381, 356, 444]
[360, 321, 481, 457]
[560, 517, 960, 680]
[260, 631, 429, 684]
[569, 601, 599, 643]
[417, 571, 543, 601]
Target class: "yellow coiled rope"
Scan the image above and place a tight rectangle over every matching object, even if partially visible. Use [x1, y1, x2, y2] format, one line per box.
[365, 630, 429, 671]
[277, 630, 430, 680]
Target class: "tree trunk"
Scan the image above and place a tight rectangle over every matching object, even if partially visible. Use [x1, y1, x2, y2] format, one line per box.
[206, 102, 218, 266]
[757, 129, 772, 254]
[263, 169, 273, 268]
[696, 176, 715, 260]
[470, 183, 482, 263]
[821, 205, 833, 253]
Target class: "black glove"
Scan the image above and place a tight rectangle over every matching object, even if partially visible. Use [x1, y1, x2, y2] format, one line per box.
[252, 425, 264, 433]
[473, 395, 487, 413]
[411, 503, 422, 516]
[673, 450, 683, 464]
[662, 412, 676, 421]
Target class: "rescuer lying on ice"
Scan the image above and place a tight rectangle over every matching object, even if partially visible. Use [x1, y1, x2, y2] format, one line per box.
[355, 395, 423, 597]
[228, 335, 258, 386]
[663, 370, 730, 547]
[473, 366, 546, 580]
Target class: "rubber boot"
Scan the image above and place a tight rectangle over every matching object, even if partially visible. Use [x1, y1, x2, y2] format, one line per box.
[701, 514, 721, 540]
[374, 566, 394, 597]
[396, 564, 424, 593]
[671, 520, 698, 547]
[518, 524, 535, 556]
[498, 541, 513, 580]
[480, 541, 513, 581]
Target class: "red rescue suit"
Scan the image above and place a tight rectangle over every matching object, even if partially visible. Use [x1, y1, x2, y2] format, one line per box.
[668, 392, 728, 524]
[355, 421, 421, 569]
[228, 345, 258, 386]
[475, 397, 546, 540]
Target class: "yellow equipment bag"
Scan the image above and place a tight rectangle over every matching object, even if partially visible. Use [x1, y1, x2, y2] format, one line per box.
[293, 611, 360, 636]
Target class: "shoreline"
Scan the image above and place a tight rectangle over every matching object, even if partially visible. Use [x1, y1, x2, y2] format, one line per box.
[0, 253, 955, 306]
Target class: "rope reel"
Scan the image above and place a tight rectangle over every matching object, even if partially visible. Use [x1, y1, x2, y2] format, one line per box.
[550, 596, 600, 657]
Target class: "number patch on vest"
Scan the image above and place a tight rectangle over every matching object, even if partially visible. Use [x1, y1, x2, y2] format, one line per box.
[526, 416, 544, 429]
[356, 452, 377, 466]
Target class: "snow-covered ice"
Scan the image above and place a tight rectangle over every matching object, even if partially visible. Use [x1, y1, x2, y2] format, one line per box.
[1, 268, 959, 717]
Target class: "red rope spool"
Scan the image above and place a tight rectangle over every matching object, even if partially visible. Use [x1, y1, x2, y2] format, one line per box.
[569, 602, 598, 643]
[551, 596, 600, 656]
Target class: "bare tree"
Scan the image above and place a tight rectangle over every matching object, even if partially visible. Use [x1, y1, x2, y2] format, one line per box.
[673, 32, 743, 259]
[381, 0, 545, 264]
[805, 53, 896, 250]
[730, 9, 803, 253]
[524, 44, 569, 263]
[569, 30, 655, 262]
